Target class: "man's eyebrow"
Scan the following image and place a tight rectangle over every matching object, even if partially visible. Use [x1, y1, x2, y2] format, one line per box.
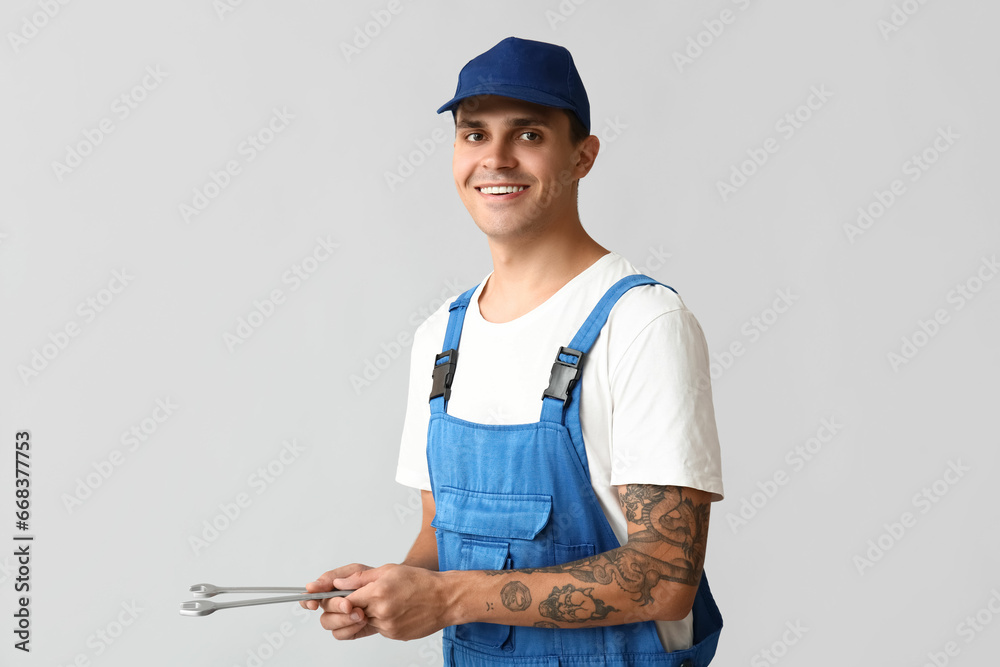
[455, 117, 553, 130]
[505, 117, 552, 128]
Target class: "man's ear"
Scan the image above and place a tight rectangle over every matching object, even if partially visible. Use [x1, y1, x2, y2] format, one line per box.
[574, 134, 600, 179]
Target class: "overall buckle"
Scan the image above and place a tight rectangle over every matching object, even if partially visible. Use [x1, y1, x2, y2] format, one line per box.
[429, 349, 459, 401]
[542, 346, 584, 403]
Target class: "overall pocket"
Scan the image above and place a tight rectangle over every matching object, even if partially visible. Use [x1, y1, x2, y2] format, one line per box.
[431, 486, 553, 650]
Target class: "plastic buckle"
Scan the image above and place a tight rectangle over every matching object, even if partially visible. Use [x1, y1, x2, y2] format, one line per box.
[429, 348, 458, 401]
[542, 346, 584, 402]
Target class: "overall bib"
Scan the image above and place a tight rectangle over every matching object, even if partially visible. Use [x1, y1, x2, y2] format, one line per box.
[426, 274, 723, 667]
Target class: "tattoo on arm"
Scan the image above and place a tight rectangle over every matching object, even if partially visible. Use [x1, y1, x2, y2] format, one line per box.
[499, 581, 532, 612]
[539, 584, 619, 623]
[479, 486, 709, 620]
[618, 485, 708, 565]
[617, 484, 709, 584]
[484, 486, 710, 608]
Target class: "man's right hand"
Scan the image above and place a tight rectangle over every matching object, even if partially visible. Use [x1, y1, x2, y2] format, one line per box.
[302, 563, 376, 640]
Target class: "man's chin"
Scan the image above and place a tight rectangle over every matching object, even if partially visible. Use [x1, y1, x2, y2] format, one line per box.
[471, 215, 544, 242]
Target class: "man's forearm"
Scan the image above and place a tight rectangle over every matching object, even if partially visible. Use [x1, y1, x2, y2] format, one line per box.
[402, 489, 439, 571]
[402, 526, 439, 571]
[442, 543, 700, 629]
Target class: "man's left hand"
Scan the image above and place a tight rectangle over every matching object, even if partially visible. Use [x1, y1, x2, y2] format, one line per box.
[324, 564, 458, 641]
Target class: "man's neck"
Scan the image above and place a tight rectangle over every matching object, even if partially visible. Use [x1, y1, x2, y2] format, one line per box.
[478, 224, 609, 324]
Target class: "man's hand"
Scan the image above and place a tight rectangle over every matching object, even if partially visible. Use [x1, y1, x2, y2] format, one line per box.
[306, 490, 441, 641]
[326, 563, 457, 641]
[303, 563, 376, 640]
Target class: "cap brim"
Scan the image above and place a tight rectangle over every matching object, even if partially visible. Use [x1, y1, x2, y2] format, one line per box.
[436, 83, 577, 116]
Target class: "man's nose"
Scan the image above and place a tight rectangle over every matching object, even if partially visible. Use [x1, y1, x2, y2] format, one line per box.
[481, 139, 516, 170]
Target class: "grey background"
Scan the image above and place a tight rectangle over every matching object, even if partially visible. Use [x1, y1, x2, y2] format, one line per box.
[2, 0, 999, 665]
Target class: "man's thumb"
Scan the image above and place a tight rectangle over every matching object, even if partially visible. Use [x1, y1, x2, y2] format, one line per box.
[333, 570, 373, 590]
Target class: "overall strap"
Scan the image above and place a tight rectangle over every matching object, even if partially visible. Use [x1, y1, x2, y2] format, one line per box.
[539, 275, 678, 465]
[429, 284, 480, 415]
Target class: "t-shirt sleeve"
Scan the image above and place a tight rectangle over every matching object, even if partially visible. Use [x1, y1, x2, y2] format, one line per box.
[394, 315, 440, 491]
[609, 308, 724, 501]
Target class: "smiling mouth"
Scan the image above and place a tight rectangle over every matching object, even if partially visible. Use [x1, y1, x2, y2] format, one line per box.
[476, 185, 528, 195]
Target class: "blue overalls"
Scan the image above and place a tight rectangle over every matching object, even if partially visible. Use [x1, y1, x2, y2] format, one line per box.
[426, 274, 723, 667]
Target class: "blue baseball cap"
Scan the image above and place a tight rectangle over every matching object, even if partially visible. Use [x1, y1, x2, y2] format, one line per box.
[437, 36, 591, 133]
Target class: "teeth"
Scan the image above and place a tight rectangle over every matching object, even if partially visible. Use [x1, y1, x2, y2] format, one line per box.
[479, 186, 525, 194]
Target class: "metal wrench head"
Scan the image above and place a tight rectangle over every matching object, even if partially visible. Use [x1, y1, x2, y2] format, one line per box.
[179, 600, 218, 616]
[188, 583, 220, 598]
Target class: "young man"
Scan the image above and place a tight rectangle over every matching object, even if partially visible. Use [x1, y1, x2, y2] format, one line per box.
[304, 37, 724, 666]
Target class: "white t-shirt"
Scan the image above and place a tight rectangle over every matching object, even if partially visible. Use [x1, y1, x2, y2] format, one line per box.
[395, 251, 724, 651]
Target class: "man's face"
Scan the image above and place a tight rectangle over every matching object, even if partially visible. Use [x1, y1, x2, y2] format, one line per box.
[451, 95, 596, 242]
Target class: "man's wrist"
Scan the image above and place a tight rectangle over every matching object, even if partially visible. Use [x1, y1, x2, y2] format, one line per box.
[437, 569, 481, 627]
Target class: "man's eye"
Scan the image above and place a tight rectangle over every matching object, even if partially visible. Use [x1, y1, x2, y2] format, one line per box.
[519, 131, 540, 141]
[466, 132, 485, 142]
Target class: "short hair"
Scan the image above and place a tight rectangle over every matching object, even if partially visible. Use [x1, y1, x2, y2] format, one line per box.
[563, 109, 590, 146]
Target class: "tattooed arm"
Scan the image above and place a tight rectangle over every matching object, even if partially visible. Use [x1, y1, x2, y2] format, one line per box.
[325, 484, 711, 640]
[463, 484, 712, 628]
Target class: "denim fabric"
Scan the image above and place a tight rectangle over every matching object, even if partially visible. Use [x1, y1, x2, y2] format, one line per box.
[427, 275, 722, 666]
